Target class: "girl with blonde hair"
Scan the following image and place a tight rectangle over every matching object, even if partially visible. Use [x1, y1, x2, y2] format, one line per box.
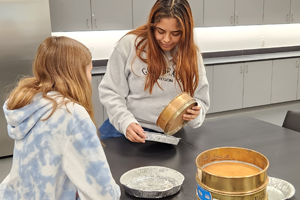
[0, 36, 120, 200]
[99, 0, 210, 143]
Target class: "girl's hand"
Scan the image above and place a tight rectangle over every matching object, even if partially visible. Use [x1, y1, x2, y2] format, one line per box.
[126, 123, 146, 143]
[183, 105, 201, 121]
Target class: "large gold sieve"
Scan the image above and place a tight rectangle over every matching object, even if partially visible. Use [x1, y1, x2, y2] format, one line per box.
[195, 147, 269, 200]
[156, 92, 197, 135]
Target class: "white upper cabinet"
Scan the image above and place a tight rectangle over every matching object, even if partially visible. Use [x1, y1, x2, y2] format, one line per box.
[264, 0, 290, 24]
[90, 0, 132, 31]
[204, 0, 235, 27]
[49, 0, 132, 32]
[50, 0, 299, 32]
[235, 0, 263, 25]
[204, 0, 263, 27]
[132, 0, 203, 28]
[132, 0, 156, 28]
[291, 0, 300, 23]
[188, 0, 204, 27]
[49, 0, 92, 32]
[263, 0, 299, 24]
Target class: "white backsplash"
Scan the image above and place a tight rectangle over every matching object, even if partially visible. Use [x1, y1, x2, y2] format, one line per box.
[52, 23, 300, 60]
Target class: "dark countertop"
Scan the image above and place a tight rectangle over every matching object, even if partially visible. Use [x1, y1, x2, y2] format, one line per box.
[92, 50, 300, 75]
[203, 50, 300, 65]
[103, 116, 300, 200]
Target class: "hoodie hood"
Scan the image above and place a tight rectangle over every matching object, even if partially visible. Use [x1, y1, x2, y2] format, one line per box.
[3, 92, 57, 140]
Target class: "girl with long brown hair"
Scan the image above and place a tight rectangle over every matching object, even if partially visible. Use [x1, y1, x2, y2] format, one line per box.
[99, 0, 210, 143]
[1, 36, 120, 199]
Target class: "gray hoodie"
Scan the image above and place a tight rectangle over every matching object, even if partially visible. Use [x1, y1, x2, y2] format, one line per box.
[99, 34, 210, 135]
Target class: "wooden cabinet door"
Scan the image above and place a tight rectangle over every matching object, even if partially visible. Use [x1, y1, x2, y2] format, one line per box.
[92, 75, 105, 127]
[213, 63, 244, 112]
[291, 0, 300, 23]
[235, 0, 263, 25]
[132, 0, 156, 28]
[204, 0, 235, 27]
[243, 61, 272, 108]
[205, 66, 213, 113]
[271, 58, 298, 103]
[49, 0, 92, 32]
[264, 0, 290, 24]
[91, 0, 133, 31]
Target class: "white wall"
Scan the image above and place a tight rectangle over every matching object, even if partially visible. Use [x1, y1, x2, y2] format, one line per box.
[195, 24, 300, 52]
[52, 23, 300, 60]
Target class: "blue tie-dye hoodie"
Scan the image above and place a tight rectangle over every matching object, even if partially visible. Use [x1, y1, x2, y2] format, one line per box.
[0, 91, 120, 200]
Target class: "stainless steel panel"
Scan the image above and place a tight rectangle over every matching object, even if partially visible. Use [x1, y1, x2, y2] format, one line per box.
[0, 0, 51, 157]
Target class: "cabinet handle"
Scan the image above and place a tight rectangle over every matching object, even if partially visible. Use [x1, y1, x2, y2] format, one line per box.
[240, 66, 243, 74]
[291, 12, 294, 22]
[87, 19, 89, 28]
[286, 14, 289, 22]
[95, 19, 98, 28]
[235, 12, 238, 24]
[231, 16, 233, 24]
[246, 65, 248, 73]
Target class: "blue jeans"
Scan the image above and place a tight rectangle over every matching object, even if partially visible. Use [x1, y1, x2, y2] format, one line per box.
[99, 119, 162, 139]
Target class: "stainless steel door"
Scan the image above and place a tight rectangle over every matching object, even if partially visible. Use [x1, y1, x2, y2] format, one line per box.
[0, 0, 51, 157]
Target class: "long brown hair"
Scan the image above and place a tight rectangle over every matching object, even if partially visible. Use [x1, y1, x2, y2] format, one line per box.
[6, 36, 95, 123]
[127, 0, 199, 96]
